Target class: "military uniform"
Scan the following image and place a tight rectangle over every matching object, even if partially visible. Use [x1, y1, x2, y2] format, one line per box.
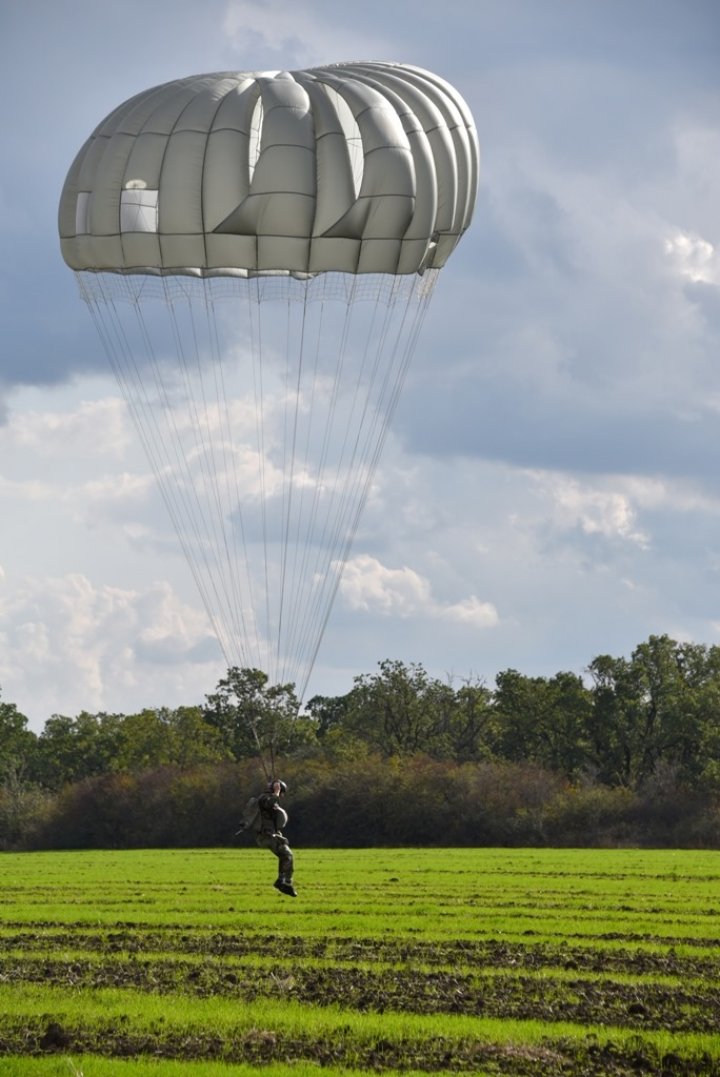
[255, 790, 295, 889]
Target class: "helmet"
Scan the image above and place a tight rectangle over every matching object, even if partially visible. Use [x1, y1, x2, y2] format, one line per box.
[269, 779, 287, 796]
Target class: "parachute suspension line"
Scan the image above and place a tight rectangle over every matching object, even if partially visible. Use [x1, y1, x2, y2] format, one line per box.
[347, 276, 437, 536]
[80, 269, 438, 705]
[275, 287, 309, 679]
[81, 283, 162, 479]
[199, 283, 241, 658]
[282, 279, 366, 688]
[249, 274, 272, 676]
[139, 285, 247, 671]
[247, 713, 272, 783]
[277, 285, 321, 686]
[291, 281, 397, 693]
[267, 734, 277, 785]
[159, 278, 251, 671]
[259, 273, 434, 697]
[79, 275, 235, 673]
[279, 292, 331, 686]
[201, 281, 260, 671]
[278, 276, 360, 689]
[297, 273, 439, 700]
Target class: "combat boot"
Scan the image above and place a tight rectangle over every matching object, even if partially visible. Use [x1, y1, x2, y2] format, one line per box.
[274, 876, 297, 897]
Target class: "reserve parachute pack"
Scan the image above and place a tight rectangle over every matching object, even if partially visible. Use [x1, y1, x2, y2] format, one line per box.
[239, 796, 261, 834]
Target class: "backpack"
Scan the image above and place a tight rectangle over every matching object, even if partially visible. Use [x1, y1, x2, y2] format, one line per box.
[238, 795, 261, 834]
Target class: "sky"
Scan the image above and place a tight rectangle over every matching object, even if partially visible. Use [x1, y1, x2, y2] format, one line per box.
[1, 0, 719, 732]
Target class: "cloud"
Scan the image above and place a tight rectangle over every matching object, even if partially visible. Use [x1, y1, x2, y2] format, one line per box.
[665, 231, 720, 286]
[338, 553, 498, 627]
[0, 572, 222, 729]
[399, 112, 720, 484]
[222, 0, 390, 67]
[0, 397, 156, 527]
[440, 595, 500, 627]
[2, 0, 719, 724]
[9, 397, 131, 458]
[0, 474, 58, 503]
[529, 472, 650, 548]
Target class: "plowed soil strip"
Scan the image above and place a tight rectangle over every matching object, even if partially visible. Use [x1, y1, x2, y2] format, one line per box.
[1, 954, 717, 1034]
[0, 1016, 718, 1076]
[3, 928, 719, 978]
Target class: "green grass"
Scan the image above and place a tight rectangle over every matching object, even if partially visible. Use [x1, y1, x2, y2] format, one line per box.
[1, 980, 719, 1049]
[1, 847, 719, 1075]
[2, 848, 717, 933]
[0, 1060, 479, 1077]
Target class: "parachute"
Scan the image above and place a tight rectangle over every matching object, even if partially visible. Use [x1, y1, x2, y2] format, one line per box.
[58, 62, 479, 700]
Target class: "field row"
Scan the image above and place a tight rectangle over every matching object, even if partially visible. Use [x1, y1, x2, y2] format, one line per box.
[2, 923, 720, 977]
[1, 946, 719, 1032]
[1, 983, 719, 1076]
[1, 848, 718, 1076]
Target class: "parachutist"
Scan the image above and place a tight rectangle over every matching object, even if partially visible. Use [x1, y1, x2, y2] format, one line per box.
[240, 779, 297, 897]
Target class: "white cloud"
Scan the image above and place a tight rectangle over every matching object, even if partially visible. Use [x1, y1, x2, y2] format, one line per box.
[0, 470, 154, 515]
[621, 475, 720, 516]
[9, 397, 131, 458]
[0, 572, 222, 730]
[440, 595, 499, 628]
[222, 0, 389, 67]
[464, 120, 719, 432]
[665, 231, 720, 286]
[0, 474, 56, 502]
[338, 553, 498, 627]
[79, 471, 155, 510]
[530, 471, 720, 535]
[339, 555, 431, 614]
[529, 471, 649, 547]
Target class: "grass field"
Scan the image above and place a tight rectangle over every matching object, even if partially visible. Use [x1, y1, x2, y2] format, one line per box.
[0, 847, 718, 1075]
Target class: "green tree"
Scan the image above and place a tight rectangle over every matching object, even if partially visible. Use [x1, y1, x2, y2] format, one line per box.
[165, 706, 231, 767]
[305, 692, 353, 738]
[586, 635, 711, 788]
[308, 673, 495, 762]
[448, 679, 495, 762]
[110, 706, 230, 772]
[493, 669, 592, 777]
[35, 712, 121, 788]
[342, 659, 454, 757]
[0, 691, 37, 777]
[202, 667, 312, 763]
[541, 672, 594, 776]
[0, 691, 44, 849]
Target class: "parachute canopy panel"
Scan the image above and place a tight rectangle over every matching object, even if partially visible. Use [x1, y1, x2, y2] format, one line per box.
[59, 62, 479, 277]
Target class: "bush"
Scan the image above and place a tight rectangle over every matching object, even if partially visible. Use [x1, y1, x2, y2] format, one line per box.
[19, 755, 720, 850]
[0, 778, 49, 850]
[543, 783, 638, 846]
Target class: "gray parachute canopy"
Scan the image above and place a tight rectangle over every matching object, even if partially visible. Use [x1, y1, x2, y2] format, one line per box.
[58, 62, 478, 278]
[58, 63, 479, 702]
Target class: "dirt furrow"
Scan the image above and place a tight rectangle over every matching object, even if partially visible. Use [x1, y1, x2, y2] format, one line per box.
[1, 955, 717, 1033]
[0, 1016, 718, 1075]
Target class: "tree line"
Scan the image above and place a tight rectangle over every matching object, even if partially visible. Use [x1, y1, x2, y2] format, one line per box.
[1, 634, 719, 850]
